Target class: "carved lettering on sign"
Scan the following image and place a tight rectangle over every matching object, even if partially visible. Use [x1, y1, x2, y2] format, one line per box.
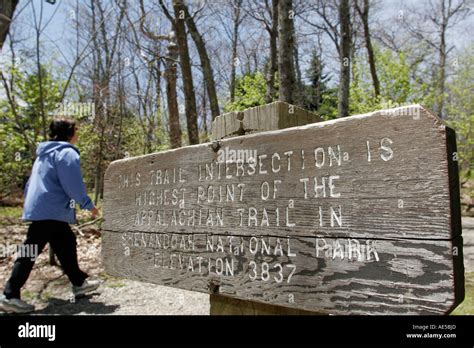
[102, 105, 463, 315]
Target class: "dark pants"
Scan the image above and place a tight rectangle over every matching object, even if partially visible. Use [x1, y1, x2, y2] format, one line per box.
[3, 220, 88, 299]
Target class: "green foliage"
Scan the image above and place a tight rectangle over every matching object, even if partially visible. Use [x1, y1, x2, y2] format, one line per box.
[350, 47, 421, 114]
[0, 206, 23, 225]
[451, 273, 474, 315]
[17, 66, 64, 127]
[74, 122, 100, 190]
[0, 121, 31, 199]
[224, 72, 267, 112]
[121, 114, 168, 157]
[296, 50, 338, 120]
[225, 60, 338, 120]
[350, 44, 473, 187]
[0, 64, 63, 198]
[75, 107, 169, 194]
[315, 87, 339, 120]
[445, 46, 474, 182]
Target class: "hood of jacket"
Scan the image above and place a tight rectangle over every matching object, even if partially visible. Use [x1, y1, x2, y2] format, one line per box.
[36, 141, 79, 157]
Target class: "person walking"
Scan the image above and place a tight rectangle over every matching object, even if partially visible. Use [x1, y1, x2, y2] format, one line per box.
[0, 119, 101, 313]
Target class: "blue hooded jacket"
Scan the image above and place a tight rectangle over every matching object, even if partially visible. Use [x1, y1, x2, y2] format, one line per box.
[22, 141, 94, 224]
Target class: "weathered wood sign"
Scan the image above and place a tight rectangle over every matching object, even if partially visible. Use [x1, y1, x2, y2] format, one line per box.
[102, 104, 464, 315]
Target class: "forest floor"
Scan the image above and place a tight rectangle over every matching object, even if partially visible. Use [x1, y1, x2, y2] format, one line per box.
[0, 208, 208, 315]
[0, 206, 473, 315]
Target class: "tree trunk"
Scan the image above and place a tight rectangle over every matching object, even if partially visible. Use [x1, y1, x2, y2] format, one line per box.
[230, 0, 243, 103]
[115, 52, 125, 160]
[293, 38, 302, 106]
[265, 0, 279, 103]
[182, 5, 220, 120]
[437, 1, 447, 118]
[202, 79, 209, 138]
[438, 27, 446, 118]
[356, 0, 379, 97]
[33, 1, 47, 141]
[166, 33, 182, 148]
[153, 58, 163, 148]
[338, 0, 351, 118]
[278, 0, 296, 104]
[94, 98, 106, 205]
[0, 0, 18, 51]
[173, 0, 199, 145]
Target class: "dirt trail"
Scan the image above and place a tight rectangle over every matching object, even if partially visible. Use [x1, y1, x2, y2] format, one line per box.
[0, 219, 208, 315]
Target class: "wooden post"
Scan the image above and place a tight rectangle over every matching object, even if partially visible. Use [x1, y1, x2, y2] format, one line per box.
[210, 293, 318, 315]
[210, 102, 323, 315]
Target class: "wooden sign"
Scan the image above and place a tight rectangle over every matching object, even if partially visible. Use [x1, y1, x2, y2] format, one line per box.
[102, 104, 464, 315]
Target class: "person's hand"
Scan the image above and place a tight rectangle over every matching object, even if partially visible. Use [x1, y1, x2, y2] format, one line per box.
[91, 207, 99, 219]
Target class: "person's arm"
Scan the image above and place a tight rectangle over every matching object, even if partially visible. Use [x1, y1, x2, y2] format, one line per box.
[56, 148, 95, 211]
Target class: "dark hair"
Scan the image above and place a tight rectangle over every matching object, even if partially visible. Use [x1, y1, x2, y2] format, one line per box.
[49, 119, 76, 142]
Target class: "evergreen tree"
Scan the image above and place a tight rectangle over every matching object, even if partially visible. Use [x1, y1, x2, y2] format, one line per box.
[304, 49, 330, 111]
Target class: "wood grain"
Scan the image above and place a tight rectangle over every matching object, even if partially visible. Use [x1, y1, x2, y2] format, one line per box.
[102, 104, 464, 314]
[211, 101, 323, 140]
[102, 230, 463, 314]
[104, 105, 457, 240]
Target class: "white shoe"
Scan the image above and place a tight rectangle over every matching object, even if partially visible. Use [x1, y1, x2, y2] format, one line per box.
[0, 294, 35, 313]
[72, 279, 101, 298]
